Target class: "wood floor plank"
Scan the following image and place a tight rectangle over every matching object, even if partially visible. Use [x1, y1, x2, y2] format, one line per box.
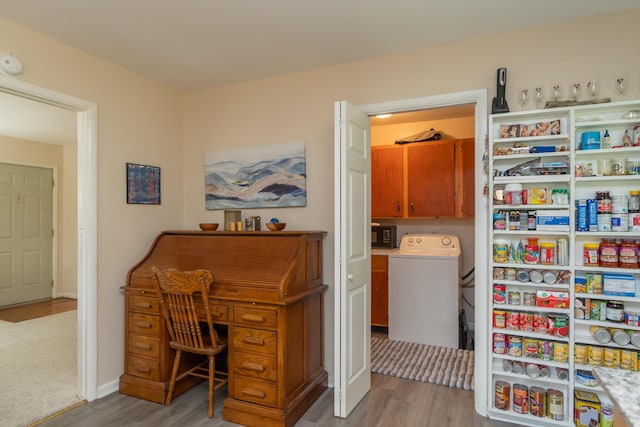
[36, 374, 521, 427]
[0, 297, 77, 322]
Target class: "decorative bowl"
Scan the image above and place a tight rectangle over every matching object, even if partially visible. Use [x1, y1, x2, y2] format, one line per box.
[199, 223, 219, 231]
[266, 222, 286, 231]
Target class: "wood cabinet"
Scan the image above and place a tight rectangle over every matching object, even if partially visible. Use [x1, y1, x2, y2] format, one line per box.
[119, 230, 328, 427]
[371, 255, 388, 327]
[371, 138, 474, 218]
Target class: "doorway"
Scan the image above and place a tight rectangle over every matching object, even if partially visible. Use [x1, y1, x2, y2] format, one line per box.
[0, 75, 98, 402]
[335, 89, 489, 418]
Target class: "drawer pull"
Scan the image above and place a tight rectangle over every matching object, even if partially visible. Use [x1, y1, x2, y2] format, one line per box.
[212, 311, 222, 318]
[241, 314, 265, 323]
[241, 388, 265, 399]
[134, 321, 153, 329]
[134, 365, 151, 374]
[133, 342, 152, 351]
[241, 336, 265, 346]
[134, 302, 152, 309]
[241, 361, 265, 372]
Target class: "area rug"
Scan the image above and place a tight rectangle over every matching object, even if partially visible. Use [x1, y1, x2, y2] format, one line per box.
[371, 336, 474, 390]
[0, 310, 80, 427]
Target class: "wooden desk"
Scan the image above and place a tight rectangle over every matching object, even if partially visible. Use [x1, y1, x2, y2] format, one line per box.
[119, 230, 328, 427]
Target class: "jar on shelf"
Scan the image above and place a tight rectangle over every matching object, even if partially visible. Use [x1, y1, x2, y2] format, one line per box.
[606, 301, 625, 322]
[524, 237, 539, 264]
[599, 238, 619, 268]
[596, 191, 612, 232]
[629, 190, 640, 231]
[619, 239, 639, 268]
[540, 242, 555, 265]
[583, 243, 600, 266]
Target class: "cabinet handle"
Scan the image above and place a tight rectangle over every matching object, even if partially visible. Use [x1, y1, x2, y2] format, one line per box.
[241, 388, 265, 399]
[241, 361, 265, 372]
[241, 314, 265, 323]
[134, 365, 151, 374]
[134, 321, 153, 329]
[212, 311, 222, 318]
[135, 302, 152, 309]
[410, 201, 415, 212]
[241, 336, 265, 346]
[134, 342, 152, 351]
[396, 201, 400, 212]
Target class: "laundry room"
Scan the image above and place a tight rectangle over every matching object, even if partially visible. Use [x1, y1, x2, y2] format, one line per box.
[370, 105, 477, 350]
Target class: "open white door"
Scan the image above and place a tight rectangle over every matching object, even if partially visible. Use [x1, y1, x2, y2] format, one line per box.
[334, 101, 371, 418]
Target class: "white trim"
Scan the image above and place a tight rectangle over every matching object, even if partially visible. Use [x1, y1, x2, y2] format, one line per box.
[353, 89, 489, 417]
[96, 379, 120, 399]
[0, 75, 98, 402]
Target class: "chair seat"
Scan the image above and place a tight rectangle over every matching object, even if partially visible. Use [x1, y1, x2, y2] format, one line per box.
[169, 338, 227, 356]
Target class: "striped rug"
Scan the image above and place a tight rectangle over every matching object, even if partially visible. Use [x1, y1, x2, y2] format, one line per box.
[371, 336, 474, 390]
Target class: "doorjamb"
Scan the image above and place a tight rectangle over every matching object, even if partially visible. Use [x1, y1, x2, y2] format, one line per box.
[348, 89, 489, 416]
[0, 75, 98, 401]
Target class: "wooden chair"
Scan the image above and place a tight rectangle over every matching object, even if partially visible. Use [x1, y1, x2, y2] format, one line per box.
[151, 266, 228, 418]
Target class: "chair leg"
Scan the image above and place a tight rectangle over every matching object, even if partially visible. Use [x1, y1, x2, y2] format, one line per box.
[208, 355, 215, 418]
[165, 349, 182, 406]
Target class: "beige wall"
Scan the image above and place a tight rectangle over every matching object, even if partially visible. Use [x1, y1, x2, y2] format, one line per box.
[371, 117, 475, 147]
[0, 17, 184, 387]
[2, 8, 640, 394]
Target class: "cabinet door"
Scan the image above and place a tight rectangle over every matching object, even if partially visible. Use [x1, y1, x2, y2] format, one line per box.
[406, 141, 455, 217]
[371, 146, 404, 217]
[370, 255, 388, 327]
[457, 138, 475, 217]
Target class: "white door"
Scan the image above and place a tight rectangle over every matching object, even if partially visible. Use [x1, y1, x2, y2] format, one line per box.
[334, 101, 371, 417]
[0, 163, 53, 306]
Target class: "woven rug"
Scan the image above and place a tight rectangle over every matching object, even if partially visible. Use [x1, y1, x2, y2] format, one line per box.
[371, 336, 474, 390]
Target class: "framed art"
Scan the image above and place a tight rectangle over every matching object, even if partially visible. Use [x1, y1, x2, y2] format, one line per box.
[126, 163, 161, 204]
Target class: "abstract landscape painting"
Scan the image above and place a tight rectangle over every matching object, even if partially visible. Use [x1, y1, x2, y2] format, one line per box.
[204, 141, 306, 209]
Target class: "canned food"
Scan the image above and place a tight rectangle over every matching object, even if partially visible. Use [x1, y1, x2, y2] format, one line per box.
[493, 242, 508, 263]
[504, 267, 517, 280]
[621, 350, 638, 371]
[493, 284, 506, 304]
[507, 291, 521, 305]
[525, 362, 540, 378]
[574, 344, 588, 364]
[508, 336, 523, 357]
[519, 312, 533, 332]
[493, 267, 505, 279]
[495, 381, 510, 410]
[533, 312, 548, 333]
[538, 340, 553, 360]
[553, 342, 568, 362]
[512, 384, 528, 414]
[604, 347, 621, 368]
[523, 292, 536, 306]
[529, 386, 546, 417]
[588, 345, 604, 366]
[524, 338, 539, 358]
[493, 310, 506, 329]
[506, 311, 520, 330]
[546, 389, 564, 421]
[493, 333, 507, 354]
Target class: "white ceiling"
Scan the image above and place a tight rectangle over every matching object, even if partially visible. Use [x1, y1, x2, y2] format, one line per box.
[0, 0, 638, 144]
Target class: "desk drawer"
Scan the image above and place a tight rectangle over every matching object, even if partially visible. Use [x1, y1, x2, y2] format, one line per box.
[128, 294, 159, 314]
[233, 306, 277, 328]
[233, 376, 277, 407]
[196, 302, 229, 323]
[233, 352, 277, 382]
[126, 355, 160, 381]
[233, 327, 277, 355]
[128, 334, 160, 358]
[128, 313, 160, 336]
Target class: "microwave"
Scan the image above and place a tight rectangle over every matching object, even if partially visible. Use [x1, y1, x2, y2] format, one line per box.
[372, 225, 397, 249]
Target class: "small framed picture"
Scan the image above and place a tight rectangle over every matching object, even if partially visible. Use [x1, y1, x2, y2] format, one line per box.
[126, 163, 161, 204]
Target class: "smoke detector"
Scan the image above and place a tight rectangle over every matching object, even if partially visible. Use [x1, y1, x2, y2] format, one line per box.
[0, 53, 23, 76]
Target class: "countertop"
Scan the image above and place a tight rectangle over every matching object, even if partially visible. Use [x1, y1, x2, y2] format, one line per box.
[593, 366, 640, 427]
[371, 248, 398, 256]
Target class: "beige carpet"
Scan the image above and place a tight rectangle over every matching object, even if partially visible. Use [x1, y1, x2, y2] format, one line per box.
[0, 310, 80, 427]
[371, 336, 475, 390]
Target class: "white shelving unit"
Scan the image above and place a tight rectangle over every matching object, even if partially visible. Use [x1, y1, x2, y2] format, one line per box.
[487, 100, 640, 426]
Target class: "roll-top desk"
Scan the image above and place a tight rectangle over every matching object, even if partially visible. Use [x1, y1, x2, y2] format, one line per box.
[119, 230, 328, 427]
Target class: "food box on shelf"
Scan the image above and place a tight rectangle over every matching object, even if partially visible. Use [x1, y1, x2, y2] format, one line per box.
[603, 273, 636, 297]
[536, 210, 570, 231]
[536, 290, 569, 308]
[574, 390, 601, 427]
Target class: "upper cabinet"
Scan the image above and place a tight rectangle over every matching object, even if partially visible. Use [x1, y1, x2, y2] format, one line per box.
[372, 138, 474, 219]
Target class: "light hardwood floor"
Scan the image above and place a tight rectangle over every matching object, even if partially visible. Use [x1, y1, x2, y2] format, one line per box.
[36, 374, 519, 427]
[0, 297, 77, 322]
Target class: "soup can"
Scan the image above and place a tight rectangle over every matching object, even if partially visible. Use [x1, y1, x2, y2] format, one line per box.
[493, 333, 507, 354]
[529, 386, 546, 417]
[538, 339, 553, 360]
[533, 312, 548, 333]
[553, 342, 568, 362]
[493, 310, 506, 329]
[493, 284, 506, 304]
[506, 311, 520, 330]
[523, 291, 536, 306]
[507, 290, 521, 305]
[574, 343, 588, 364]
[588, 345, 604, 366]
[519, 312, 534, 332]
[508, 335, 523, 357]
[512, 384, 528, 414]
[524, 338, 539, 358]
[494, 381, 510, 410]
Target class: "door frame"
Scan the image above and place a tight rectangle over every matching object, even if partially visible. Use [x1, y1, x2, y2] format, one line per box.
[336, 89, 488, 416]
[0, 75, 98, 401]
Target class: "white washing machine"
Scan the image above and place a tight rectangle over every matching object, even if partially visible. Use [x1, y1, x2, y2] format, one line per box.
[388, 233, 461, 348]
